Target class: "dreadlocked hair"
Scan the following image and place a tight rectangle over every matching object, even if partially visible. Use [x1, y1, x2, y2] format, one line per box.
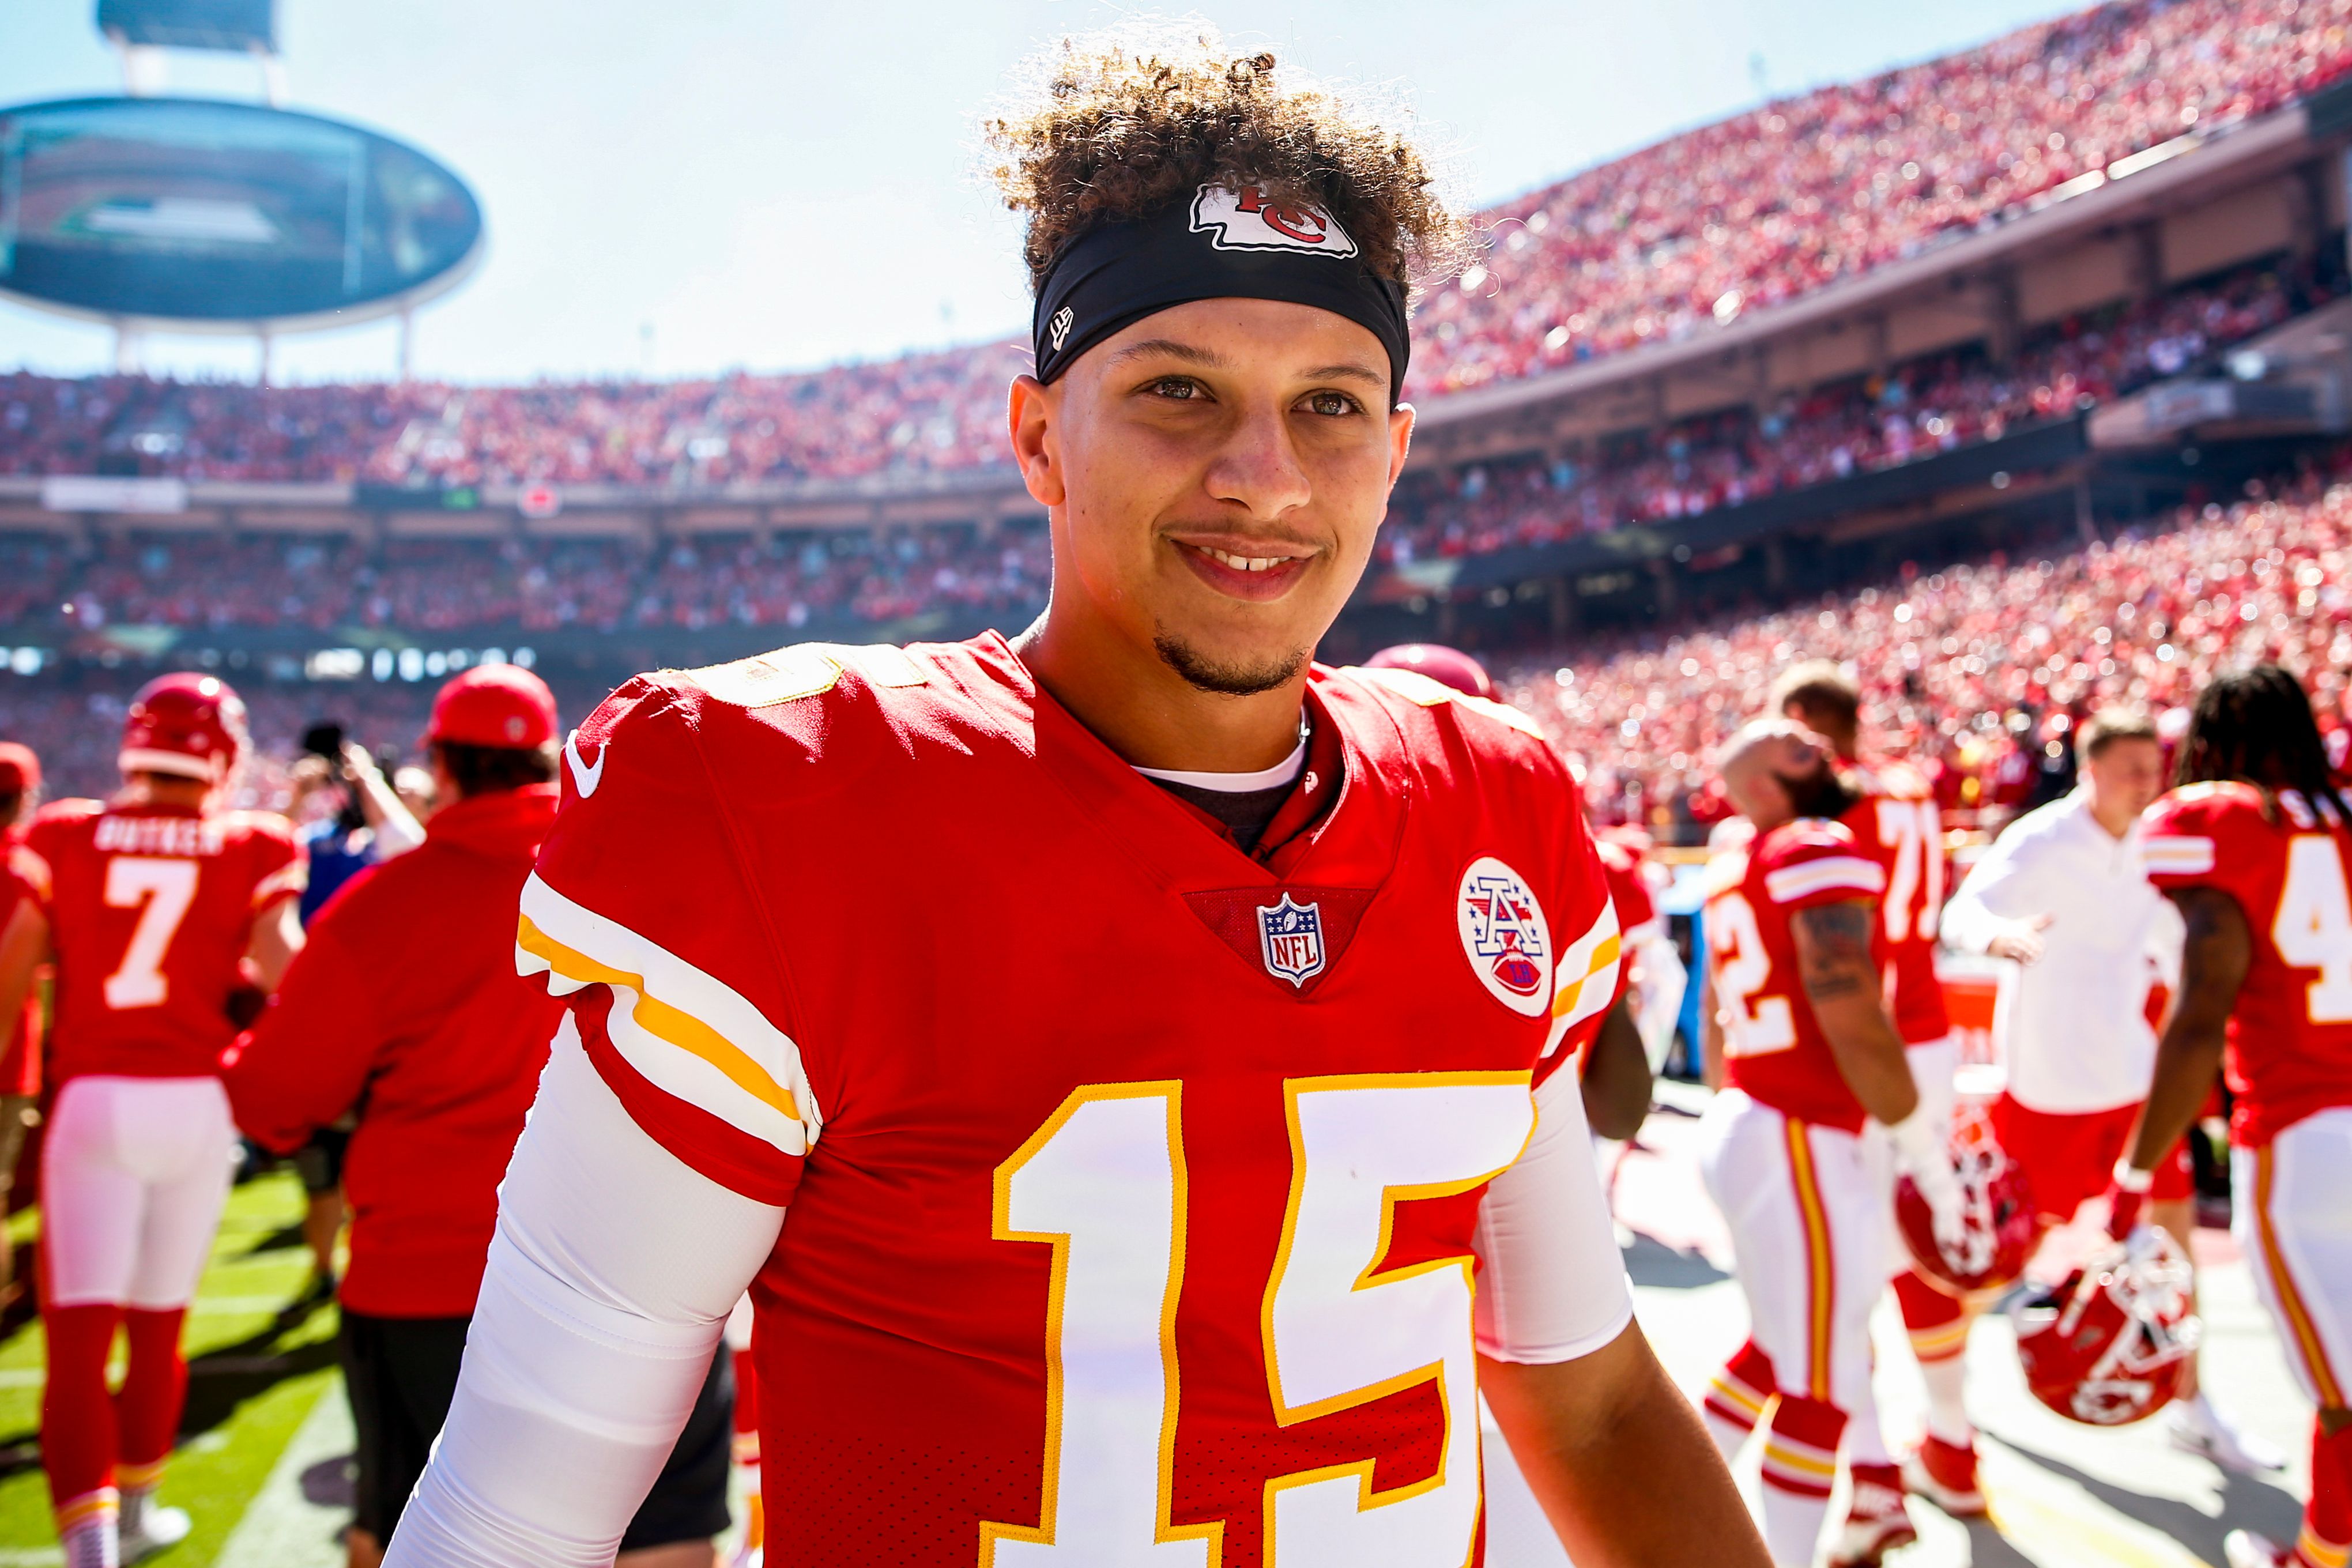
[2173, 663, 2351, 826]
[981, 21, 1475, 296]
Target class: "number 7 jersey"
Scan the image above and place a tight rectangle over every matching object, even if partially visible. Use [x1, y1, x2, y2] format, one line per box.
[2142, 781, 2352, 1148]
[519, 634, 1630, 1568]
[22, 800, 304, 1084]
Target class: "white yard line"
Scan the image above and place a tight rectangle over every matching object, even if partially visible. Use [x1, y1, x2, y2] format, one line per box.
[213, 1377, 352, 1568]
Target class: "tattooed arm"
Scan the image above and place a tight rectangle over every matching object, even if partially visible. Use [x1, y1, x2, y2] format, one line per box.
[2125, 887, 2247, 1174]
[1789, 899, 1919, 1125]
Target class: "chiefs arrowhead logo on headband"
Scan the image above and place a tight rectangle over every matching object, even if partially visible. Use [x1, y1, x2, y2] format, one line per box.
[1190, 183, 1359, 258]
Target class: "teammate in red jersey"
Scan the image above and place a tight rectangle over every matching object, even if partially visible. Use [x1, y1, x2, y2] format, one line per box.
[1773, 663, 1976, 1516]
[1697, 721, 1960, 1568]
[0, 675, 304, 1568]
[2117, 666, 2352, 1568]
[0, 742, 43, 1307]
[387, 31, 1762, 1568]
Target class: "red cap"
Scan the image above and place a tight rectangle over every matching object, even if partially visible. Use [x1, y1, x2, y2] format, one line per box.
[0, 742, 38, 796]
[425, 665, 559, 749]
[1362, 643, 1495, 701]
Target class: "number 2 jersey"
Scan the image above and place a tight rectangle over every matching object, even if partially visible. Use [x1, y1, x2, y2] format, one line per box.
[22, 800, 304, 1084]
[1703, 817, 1889, 1132]
[519, 634, 1629, 1568]
[1837, 762, 1950, 1046]
[2141, 781, 2352, 1148]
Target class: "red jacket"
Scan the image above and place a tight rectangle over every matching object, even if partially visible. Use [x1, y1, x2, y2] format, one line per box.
[2, 830, 39, 1098]
[226, 785, 563, 1316]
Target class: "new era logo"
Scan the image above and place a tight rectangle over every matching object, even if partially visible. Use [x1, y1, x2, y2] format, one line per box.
[1048, 306, 1075, 351]
[1190, 183, 1359, 258]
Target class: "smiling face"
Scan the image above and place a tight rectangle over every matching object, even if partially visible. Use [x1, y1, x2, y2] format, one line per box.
[1012, 296, 1413, 696]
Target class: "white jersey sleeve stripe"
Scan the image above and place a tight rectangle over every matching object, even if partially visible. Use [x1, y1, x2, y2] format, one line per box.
[1763, 856, 1886, 904]
[2142, 835, 2217, 875]
[1545, 894, 1622, 1056]
[517, 872, 819, 1159]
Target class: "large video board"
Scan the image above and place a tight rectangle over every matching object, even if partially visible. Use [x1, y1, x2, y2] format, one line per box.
[0, 96, 482, 326]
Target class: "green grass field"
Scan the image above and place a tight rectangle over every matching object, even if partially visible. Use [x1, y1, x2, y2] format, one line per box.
[0, 1170, 344, 1566]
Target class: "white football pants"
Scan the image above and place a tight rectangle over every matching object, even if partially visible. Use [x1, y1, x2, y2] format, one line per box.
[42, 1075, 237, 1310]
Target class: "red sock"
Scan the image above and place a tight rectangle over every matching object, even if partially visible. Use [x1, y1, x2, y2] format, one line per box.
[115, 1309, 187, 1484]
[2296, 1421, 2352, 1568]
[1704, 1337, 1778, 1437]
[42, 1303, 122, 1513]
[1893, 1268, 1968, 1358]
[733, 1341, 759, 1443]
[1761, 1394, 1848, 1566]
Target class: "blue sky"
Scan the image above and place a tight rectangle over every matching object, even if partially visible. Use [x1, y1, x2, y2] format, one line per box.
[0, 0, 2086, 385]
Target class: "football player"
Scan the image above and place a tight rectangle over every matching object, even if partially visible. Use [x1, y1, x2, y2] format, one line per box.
[1772, 664, 1972, 1520]
[0, 676, 305, 1568]
[1697, 721, 1961, 1568]
[0, 742, 43, 1307]
[1939, 707, 2275, 1476]
[2120, 666, 2352, 1568]
[383, 29, 1766, 1568]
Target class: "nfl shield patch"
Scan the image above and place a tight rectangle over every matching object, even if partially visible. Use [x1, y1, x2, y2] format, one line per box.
[1256, 894, 1327, 989]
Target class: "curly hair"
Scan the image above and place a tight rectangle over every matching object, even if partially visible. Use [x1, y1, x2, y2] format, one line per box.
[981, 22, 1474, 295]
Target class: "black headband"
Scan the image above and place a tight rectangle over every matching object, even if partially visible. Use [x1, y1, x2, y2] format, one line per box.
[1031, 182, 1411, 394]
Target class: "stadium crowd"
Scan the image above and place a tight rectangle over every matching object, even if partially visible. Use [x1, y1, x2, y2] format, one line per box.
[2, 0, 2345, 491]
[27, 522, 1052, 640]
[1410, 0, 2352, 395]
[1510, 457, 2352, 838]
[1386, 258, 2320, 561]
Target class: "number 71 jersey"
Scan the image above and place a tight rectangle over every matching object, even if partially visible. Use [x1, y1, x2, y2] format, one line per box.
[2142, 781, 2352, 1148]
[521, 635, 1630, 1568]
[23, 800, 304, 1084]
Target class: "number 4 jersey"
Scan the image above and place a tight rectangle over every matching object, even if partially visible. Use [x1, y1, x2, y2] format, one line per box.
[2142, 781, 2352, 1148]
[519, 634, 1629, 1568]
[22, 800, 304, 1084]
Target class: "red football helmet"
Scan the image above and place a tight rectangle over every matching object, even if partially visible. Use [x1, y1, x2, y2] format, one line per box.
[1362, 644, 1495, 701]
[1896, 1106, 2037, 1296]
[120, 673, 249, 784]
[2011, 1227, 2201, 1426]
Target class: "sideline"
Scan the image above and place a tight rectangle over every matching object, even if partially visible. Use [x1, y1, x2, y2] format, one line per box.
[213, 1375, 352, 1568]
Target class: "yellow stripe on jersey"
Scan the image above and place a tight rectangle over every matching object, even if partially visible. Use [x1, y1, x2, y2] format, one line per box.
[1546, 895, 1624, 1054]
[517, 873, 817, 1160]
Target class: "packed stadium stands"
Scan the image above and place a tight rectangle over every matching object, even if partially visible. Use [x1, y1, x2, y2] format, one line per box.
[1410, 0, 2352, 395]
[1383, 255, 2322, 561]
[1505, 453, 2352, 838]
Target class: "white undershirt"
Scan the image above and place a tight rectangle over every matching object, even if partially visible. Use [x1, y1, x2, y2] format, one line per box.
[1131, 734, 1309, 792]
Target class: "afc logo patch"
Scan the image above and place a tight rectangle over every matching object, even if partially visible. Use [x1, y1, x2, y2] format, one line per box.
[1457, 856, 1553, 1017]
[1256, 893, 1327, 989]
[1190, 183, 1360, 258]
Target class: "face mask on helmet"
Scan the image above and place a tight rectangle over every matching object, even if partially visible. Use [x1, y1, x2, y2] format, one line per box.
[1896, 1105, 2037, 1296]
[2011, 1226, 2202, 1426]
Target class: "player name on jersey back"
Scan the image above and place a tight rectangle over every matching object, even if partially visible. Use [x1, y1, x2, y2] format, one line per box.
[27, 800, 303, 1083]
[91, 813, 227, 858]
[521, 634, 1627, 1567]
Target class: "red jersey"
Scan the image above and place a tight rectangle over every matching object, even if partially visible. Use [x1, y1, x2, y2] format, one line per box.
[2141, 782, 2352, 1147]
[1703, 817, 1888, 1132]
[519, 636, 1624, 1568]
[24, 799, 303, 1084]
[1, 831, 39, 1098]
[227, 785, 563, 1317]
[1840, 761, 1951, 1045]
[1596, 836, 1658, 944]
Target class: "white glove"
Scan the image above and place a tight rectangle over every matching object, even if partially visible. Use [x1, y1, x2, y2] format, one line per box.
[1888, 1106, 1965, 1253]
